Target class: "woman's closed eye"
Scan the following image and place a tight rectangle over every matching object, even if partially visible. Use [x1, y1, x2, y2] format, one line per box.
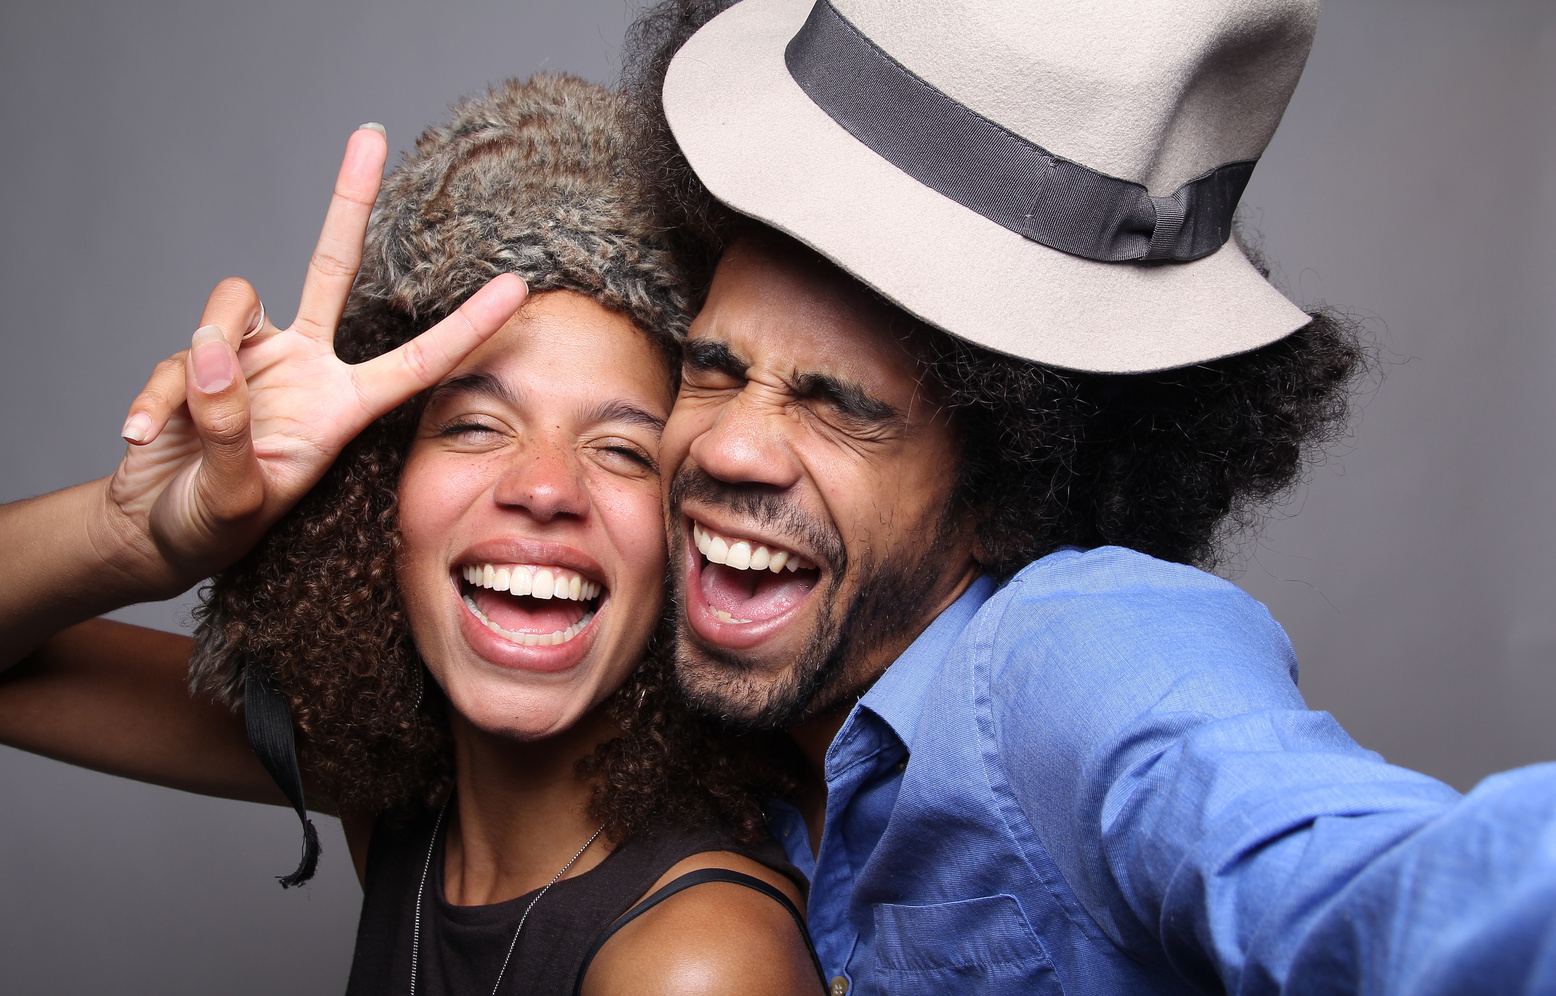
[433, 415, 511, 445]
[591, 437, 658, 476]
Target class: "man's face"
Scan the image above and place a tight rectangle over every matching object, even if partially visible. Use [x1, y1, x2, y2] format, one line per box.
[661, 235, 979, 729]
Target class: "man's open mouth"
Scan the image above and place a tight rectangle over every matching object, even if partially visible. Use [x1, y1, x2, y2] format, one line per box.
[691, 520, 820, 626]
[458, 563, 603, 646]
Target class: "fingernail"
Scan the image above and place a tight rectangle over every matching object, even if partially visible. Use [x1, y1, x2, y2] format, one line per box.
[121, 412, 152, 443]
[359, 122, 386, 137]
[191, 324, 234, 393]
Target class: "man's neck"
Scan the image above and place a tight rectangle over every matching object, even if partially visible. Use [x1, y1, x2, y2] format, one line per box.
[787, 705, 850, 858]
[786, 560, 983, 856]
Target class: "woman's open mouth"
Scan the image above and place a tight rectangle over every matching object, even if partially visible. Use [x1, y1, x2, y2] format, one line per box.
[458, 563, 604, 647]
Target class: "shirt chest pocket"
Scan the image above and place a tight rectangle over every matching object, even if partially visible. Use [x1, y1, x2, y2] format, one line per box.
[871, 893, 1063, 995]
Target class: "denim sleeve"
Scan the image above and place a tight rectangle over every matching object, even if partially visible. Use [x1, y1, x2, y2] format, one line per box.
[988, 550, 1556, 994]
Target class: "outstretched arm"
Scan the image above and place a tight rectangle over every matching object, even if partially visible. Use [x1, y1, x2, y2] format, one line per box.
[994, 554, 1556, 994]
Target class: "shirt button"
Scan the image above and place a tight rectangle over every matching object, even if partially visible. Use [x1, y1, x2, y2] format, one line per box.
[829, 976, 850, 996]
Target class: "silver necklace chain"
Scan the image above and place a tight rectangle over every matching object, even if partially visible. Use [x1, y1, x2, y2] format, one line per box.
[409, 797, 605, 996]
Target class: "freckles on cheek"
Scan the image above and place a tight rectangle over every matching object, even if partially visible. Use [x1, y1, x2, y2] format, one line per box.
[398, 455, 487, 551]
[590, 484, 668, 582]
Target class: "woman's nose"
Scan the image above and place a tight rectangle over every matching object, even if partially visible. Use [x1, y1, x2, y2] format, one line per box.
[491, 441, 589, 521]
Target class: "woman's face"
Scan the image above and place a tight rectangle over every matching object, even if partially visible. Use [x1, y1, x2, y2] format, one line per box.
[396, 290, 672, 742]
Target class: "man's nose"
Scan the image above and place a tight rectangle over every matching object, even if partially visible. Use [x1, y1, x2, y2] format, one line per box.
[687, 386, 803, 488]
[492, 439, 589, 521]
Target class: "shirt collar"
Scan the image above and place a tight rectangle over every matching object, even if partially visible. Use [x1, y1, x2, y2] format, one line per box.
[854, 574, 996, 752]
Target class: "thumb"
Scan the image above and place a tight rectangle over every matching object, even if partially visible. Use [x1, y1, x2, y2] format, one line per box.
[184, 324, 265, 525]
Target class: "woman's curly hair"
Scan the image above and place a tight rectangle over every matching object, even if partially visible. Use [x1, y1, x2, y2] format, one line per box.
[188, 73, 797, 840]
[622, 0, 1368, 577]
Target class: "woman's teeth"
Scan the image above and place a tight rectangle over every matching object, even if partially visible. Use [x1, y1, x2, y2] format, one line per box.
[461, 563, 600, 601]
[692, 522, 815, 573]
[462, 593, 596, 647]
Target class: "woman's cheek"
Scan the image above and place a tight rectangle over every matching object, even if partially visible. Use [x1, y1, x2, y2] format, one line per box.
[595, 477, 669, 574]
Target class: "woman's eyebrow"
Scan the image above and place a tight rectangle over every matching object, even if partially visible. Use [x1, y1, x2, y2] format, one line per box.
[428, 375, 664, 433]
[583, 398, 667, 435]
[425, 372, 520, 408]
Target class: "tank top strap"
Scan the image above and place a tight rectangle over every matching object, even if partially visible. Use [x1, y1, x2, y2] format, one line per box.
[347, 811, 816, 996]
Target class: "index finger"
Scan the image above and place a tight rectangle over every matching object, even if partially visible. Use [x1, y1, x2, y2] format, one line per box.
[350, 274, 529, 419]
[292, 125, 388, 343]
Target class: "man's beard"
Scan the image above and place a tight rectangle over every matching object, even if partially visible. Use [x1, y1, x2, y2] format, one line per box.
[668, 466, 958, 731]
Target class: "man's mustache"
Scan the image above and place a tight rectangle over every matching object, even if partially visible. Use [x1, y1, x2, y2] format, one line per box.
[667, 466, 847, 576]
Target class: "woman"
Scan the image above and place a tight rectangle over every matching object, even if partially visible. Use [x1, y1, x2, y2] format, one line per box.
[0, 75, 821, 994]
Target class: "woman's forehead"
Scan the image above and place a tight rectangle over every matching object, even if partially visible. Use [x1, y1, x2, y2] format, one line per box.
[448, 289, 673, 414]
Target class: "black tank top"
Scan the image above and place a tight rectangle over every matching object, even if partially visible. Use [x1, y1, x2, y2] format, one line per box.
[345, 807, 817, 995]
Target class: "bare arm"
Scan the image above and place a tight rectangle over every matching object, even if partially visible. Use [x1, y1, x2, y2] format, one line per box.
[0, 618, 281, 805]
[582, 852, 824, 996]
[0, 616, 385, 886]
[0, 481, 159, 670]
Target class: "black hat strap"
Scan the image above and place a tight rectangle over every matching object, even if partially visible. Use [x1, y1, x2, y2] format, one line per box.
[243, 656, 320, 888]
[784, 0, 1254, 263]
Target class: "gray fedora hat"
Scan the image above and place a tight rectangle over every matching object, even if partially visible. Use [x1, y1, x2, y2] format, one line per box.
[662, 0, 1319, 373]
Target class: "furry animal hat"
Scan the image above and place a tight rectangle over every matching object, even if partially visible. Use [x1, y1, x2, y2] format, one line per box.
[353, 71, 689, 354]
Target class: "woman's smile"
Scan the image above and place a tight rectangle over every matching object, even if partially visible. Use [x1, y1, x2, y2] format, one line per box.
[459, 562, 602, 646]
[395, 289, 673, 738]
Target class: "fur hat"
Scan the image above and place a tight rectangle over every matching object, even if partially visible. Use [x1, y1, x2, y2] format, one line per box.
[354, 71, 690, 351]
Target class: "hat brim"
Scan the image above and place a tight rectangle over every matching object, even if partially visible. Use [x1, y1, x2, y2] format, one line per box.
[663, 0, 1311, 373]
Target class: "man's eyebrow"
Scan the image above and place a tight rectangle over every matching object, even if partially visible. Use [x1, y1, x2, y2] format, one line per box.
[425, 372, 520, 408]
[683, 335, 902, 426]
[792, 371, 904, 426]
[582, 399, 666, 435]
[682, 337, 748, 379]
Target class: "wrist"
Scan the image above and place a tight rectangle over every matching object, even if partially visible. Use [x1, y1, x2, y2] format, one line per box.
[85, 478, 189, 604]
[0, 479, 179, 669]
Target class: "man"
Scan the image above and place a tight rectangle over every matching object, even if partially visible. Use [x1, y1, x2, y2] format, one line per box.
[613, 1, 1556, 993]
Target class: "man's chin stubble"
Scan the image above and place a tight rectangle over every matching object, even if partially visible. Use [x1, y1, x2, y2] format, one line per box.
[673, 518, 959, 732]
[672, 574, 851, 730]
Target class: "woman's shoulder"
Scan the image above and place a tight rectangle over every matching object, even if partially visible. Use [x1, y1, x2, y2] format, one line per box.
[581, 848, 822, 996]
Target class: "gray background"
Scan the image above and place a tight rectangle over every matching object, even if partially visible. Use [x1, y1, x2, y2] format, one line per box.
[1, 0, 1553, 991]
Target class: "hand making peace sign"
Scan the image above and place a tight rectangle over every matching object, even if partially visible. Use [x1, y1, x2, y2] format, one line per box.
[100, 125, 529, 601]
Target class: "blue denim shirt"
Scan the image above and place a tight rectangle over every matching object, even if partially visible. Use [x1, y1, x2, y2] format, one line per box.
[767, 546, 1556, 994]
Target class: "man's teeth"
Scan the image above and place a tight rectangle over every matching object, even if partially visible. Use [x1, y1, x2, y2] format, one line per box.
[692, 522, 815, 573]
[462, 594, 596, 646]
[461, 564, 601, 602]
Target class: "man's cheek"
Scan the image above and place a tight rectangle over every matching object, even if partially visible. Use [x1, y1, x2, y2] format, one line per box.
[658, 411, 699, 470]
